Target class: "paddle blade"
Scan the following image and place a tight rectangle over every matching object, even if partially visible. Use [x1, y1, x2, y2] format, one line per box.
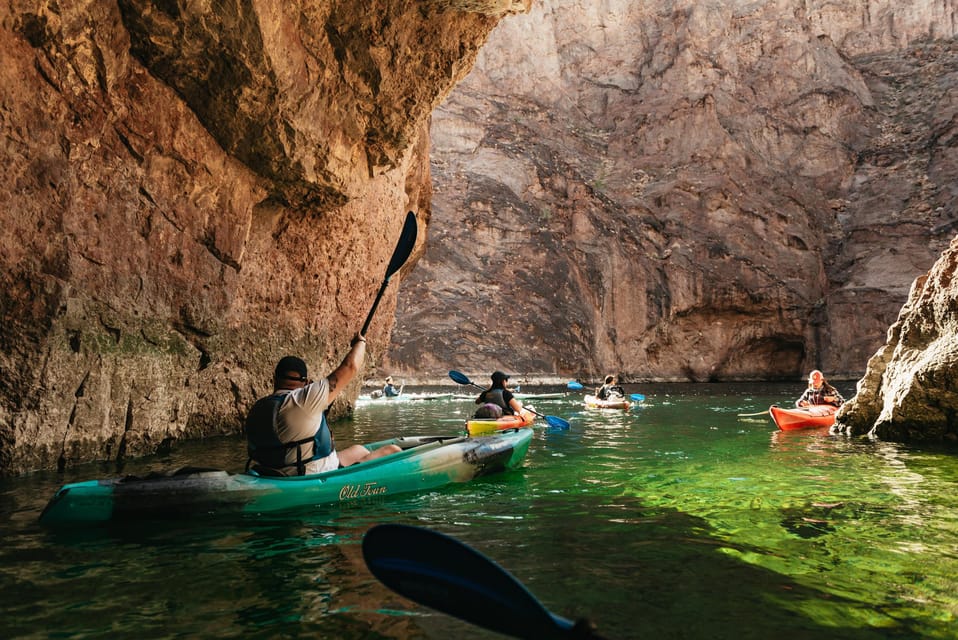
[364, 524, 574, 640]
[448, 370, 472, 386]
[630, 394, 646, 402]
[384, 211, 418, 279]
[567, 381, 584, 391]
[544, 415, 570, 430]
[361, 212, 419, 335]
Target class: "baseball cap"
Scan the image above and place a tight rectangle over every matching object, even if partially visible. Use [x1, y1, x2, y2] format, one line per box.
[275, 356, 308, 381]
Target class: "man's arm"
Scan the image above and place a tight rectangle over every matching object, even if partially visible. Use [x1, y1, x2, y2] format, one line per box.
[824, 384, 845, 406]
[327, 334, 366, 405]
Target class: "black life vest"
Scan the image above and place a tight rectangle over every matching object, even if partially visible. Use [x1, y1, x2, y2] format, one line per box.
[244, 393, 333, 476]
[479, 388, 513, 415]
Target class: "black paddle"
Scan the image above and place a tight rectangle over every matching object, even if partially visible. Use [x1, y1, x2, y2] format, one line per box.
[363, 523, 607, 639]
[449, 370, 570, 430]
[361, 211, 418, 336]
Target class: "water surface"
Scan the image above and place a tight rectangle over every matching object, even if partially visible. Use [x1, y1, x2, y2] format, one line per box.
[2, 383, 956, 639]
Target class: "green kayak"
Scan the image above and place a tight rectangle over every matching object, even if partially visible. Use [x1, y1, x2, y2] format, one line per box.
[39, 430, 533, 526]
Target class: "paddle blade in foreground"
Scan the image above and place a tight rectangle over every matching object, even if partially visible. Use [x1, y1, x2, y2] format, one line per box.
[364, 524, 599, 640]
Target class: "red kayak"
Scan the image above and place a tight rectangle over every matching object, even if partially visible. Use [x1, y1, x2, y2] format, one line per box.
[769, 405, 837, 431]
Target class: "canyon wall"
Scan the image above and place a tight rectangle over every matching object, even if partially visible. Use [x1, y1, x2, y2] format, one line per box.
[390, 0, 958, 384]
[3, 0, 957, 474]
[0, 0, 527, 475]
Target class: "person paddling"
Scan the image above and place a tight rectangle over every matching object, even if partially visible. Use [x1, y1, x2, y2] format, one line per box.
[473, 371, 523, 418]
[595, 374, 625, 400]
[382, 376, 402, 397]
[795, 370, 845, 408]
[245, 335, 401, 476]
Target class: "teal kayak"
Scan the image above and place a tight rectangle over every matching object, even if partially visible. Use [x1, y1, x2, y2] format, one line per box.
[39, 430, 533, 526]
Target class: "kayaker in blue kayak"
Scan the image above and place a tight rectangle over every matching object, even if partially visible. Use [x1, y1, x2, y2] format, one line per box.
[795, 370, 845, 408]
[383, 376, 402, 397]
[473, 371, 523, 418]
[245, 335, 402, 476]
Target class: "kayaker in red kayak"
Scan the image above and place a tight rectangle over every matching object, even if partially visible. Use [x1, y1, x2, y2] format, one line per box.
[795, 370, 845, 408]
[244, 335, 401, 476]
[474, 371, 524, 418]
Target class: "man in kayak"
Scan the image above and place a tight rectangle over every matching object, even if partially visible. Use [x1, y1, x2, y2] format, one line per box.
[245, 334, 402, 476]
[383, 376, 401, 397]
[473, 371, 523, 418]
[795, 370, 845, 408]
[596, 374, 625, 400]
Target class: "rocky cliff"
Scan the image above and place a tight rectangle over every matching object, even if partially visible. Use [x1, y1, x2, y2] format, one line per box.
[835, 235, 958, 443]
[0, 0, 528, 475]
[389, 0, 958, 384]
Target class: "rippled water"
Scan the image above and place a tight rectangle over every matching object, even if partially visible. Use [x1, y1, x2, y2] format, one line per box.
[2, 383, 957, 639]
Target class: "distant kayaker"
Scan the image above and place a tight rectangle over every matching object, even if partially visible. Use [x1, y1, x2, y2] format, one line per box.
[795, 370, 845, 408]
[473, 371, 523, 418]
[244, 335, 402, 476]
[383, 376, 402, 397]
[596, 374, 625, 400]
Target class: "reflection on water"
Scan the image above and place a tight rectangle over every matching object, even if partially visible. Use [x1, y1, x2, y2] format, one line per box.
[1, 383, 957, 639]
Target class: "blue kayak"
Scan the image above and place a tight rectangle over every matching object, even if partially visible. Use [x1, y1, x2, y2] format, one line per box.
[39, 430, 533, 525]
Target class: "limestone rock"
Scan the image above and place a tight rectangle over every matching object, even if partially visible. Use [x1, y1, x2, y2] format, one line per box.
[835, 235, 958, 444]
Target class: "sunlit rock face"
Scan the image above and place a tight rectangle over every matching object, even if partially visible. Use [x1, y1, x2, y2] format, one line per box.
[835, 236, 958, 444]
[0, 0, 523, 474]
[390, 0, 958, 383]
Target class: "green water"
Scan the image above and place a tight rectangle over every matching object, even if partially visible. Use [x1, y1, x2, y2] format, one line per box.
[2, 383, 957, 639]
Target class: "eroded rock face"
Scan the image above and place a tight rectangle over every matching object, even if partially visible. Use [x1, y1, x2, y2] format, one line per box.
[835, 236, 958, 444]
[0, 0, 521, 475]
[390, 0, 958, 383]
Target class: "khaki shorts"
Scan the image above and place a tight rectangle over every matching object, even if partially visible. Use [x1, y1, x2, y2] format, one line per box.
[304, 449, 340, 475]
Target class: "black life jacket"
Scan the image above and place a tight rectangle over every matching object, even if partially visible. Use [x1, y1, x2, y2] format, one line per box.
[244, 393, 333, 476]
[479, 388, 513, 415]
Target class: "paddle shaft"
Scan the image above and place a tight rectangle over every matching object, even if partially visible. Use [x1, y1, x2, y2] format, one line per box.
[458, 377, 543, 413]
[361, 280, 393, 336]
[450, 371, 569, 429]
[738, 404, 778, 417]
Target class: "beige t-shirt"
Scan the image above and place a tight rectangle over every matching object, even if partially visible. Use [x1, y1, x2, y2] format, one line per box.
[274, 379, 334, 473]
